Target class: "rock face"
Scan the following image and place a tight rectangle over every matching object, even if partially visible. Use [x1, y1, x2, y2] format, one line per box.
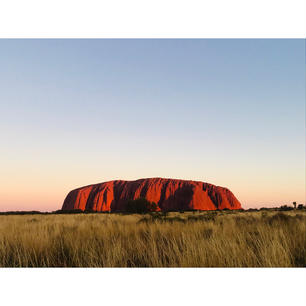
[62, 178, 242, 212]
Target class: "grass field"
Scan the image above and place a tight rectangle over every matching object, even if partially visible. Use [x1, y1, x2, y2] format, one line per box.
[0, 210, 305, 267]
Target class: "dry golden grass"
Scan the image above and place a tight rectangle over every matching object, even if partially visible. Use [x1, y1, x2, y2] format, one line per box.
[0, 210, 305, 267]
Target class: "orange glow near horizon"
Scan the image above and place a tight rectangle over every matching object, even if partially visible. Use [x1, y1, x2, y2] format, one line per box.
[0, 170, 304, 212]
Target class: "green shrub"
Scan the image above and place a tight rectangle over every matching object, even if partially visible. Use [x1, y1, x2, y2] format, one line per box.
[279, 205, 293, 211]
[126, 198, 159, 214]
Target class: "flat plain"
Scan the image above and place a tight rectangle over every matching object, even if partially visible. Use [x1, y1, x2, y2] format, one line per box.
[0, 209, 305, 267]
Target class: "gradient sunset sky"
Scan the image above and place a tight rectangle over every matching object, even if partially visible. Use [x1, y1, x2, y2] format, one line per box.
[0, 39, 305, 211]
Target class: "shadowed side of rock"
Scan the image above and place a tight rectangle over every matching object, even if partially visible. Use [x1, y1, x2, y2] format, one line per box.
[62, 178, 242, 212]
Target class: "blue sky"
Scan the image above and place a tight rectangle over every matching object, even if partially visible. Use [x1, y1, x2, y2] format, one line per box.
[0, 39, 305, 210]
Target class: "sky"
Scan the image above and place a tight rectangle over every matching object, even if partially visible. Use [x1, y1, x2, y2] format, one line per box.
[0, 39, 305, 211]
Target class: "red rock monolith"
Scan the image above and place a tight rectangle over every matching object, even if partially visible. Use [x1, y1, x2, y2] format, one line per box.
[62, 178, 242, 212]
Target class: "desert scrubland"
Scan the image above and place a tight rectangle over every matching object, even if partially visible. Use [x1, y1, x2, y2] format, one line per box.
[0, 210, 305, 267]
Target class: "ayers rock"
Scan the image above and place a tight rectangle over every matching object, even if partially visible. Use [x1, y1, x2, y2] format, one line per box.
[62, 178, 242, 212]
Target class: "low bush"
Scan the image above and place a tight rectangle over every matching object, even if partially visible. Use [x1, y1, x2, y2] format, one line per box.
[126, 198, 159, 214]
[53, 209, 84, 214]
[279, 205, 293, 211]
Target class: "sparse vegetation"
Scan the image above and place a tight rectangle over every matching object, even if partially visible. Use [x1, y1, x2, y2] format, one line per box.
[0, 209, 305, 267]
